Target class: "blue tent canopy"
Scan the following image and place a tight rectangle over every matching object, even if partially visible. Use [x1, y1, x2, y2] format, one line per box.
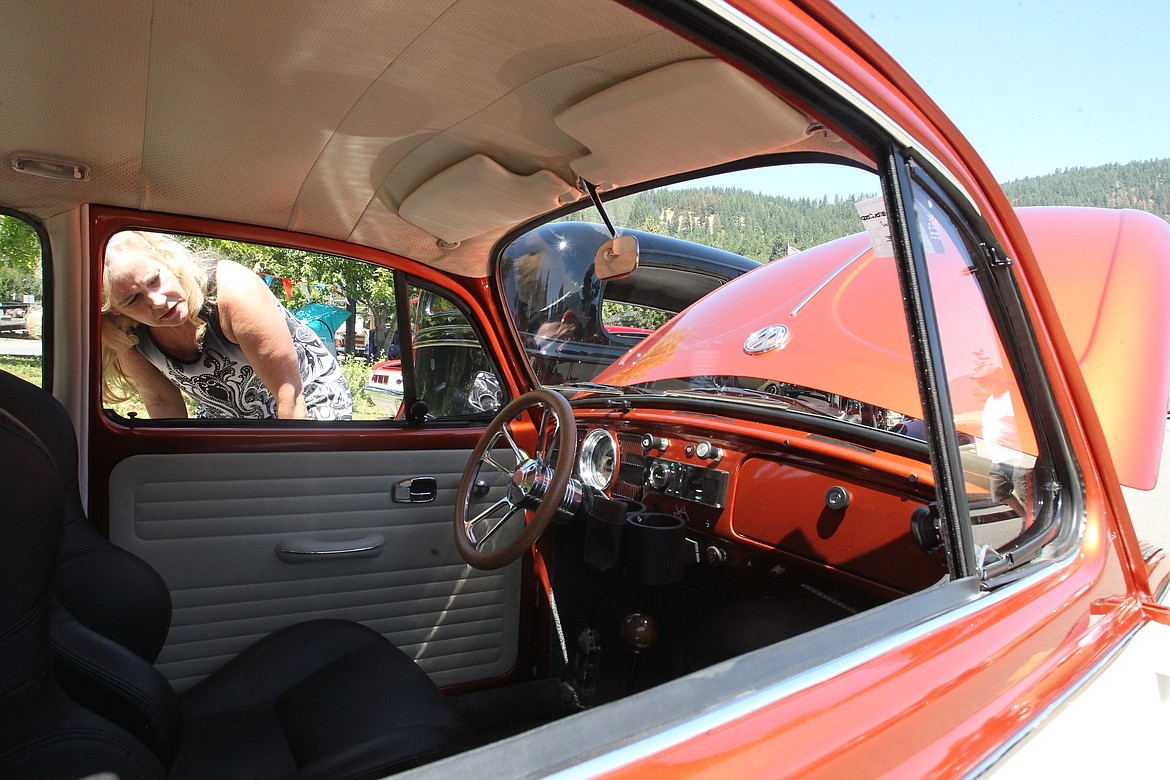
[292, 304, 353, 355]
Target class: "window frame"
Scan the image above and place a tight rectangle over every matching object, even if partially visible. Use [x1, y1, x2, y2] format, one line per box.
[89, 211, 509, 432]
[0, 208, 51, 391]
[888, 149, 1083, 584]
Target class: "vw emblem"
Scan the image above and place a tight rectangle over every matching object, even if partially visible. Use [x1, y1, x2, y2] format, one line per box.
[743, 324, 790, 355]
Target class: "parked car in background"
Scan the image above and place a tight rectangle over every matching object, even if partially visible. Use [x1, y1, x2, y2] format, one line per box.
[0, 301, 28, 333]
[1, 1, 1168, 778]
[364, 358, 404, 418]
[393, 222, 759, 419]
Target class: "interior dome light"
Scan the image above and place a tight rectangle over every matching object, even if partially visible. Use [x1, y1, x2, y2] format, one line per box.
[9, 155, 90, 181]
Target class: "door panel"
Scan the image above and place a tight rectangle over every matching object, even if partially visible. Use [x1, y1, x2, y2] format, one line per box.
[108, 448, 517, 691]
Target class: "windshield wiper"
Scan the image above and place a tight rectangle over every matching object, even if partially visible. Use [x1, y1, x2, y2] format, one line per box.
[550, 381, 654, 396]
[667, 385, 838, 418]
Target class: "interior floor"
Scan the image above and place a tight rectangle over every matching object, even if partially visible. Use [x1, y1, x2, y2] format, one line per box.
[446, 517, 897, 741]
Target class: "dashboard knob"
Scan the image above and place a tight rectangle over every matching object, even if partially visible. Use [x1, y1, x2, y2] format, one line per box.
[825, 485, 851, 511]
[705, 545, 727, 564]
[641, 434, 669, 452]
[696, 440, 723, 462]
[647, 461, 671, 490]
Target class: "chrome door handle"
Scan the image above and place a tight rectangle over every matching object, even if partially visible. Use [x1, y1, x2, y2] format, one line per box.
[275, 535, 385, 563]
[392, 476, 437, 503]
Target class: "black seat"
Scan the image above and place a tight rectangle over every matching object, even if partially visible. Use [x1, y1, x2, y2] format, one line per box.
[0, 370, 471, 779]
[0, 405, 168, 778]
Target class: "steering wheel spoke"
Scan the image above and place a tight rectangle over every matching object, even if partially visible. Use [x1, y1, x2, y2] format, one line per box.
[467, 498, 525, 551]
[500, 423, 529, 463]
[454, 389, 579, 569]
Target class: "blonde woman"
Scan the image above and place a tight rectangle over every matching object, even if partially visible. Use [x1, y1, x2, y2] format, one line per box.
[101, 230, 351, 419]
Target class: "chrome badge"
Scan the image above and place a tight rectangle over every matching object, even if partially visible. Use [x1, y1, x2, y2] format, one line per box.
[743, 324, 790, 355]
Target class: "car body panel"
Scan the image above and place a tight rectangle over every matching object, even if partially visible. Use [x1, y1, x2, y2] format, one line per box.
[1015, 207, 1170, 490]
[596, 232, 921, 422]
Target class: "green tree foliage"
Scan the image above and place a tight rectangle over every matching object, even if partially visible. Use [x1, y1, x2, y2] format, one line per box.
[186, 237, 397, 356]
[0, 215, 41, 300]
[1002, 159, 1170, 222]
[573, 185, 876, 263]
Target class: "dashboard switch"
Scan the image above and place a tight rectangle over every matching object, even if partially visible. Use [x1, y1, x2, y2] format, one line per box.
[696, 440, 723, 462]
[641, 434, 669, 452]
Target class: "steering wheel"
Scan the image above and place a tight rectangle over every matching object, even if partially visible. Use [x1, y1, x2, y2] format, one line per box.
[455, 389, 578, 569]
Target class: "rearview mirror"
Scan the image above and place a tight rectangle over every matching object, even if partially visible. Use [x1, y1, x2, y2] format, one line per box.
[595, 235, 639, 280]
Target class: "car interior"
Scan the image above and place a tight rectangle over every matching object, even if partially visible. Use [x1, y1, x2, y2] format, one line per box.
[0, 1, 1082, 778]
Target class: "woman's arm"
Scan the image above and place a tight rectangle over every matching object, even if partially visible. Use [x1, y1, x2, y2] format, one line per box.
[215, 259, 308, 419]
[119, 347, 189, 418]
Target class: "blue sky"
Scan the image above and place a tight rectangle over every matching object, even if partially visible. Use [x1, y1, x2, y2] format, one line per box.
[832, 0, 1169, 183]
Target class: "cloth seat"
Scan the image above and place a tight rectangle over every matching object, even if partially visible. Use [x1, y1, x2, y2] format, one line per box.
[0, 370, 471, 779]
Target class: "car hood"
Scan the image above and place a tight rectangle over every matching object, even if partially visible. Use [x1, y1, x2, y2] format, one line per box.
[598, 207, 1170, 489]
[597, 231, 924, 422]
[1016, 207, 1170, 490]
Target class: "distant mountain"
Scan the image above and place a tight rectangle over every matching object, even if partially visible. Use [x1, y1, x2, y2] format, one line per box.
[598, 186, 872, 264]
[578, 158, 1169, 264]
[1001, 158, 1169, 221]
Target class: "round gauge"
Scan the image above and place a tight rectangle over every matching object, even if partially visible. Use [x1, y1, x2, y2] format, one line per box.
[579, 429, 619, 490]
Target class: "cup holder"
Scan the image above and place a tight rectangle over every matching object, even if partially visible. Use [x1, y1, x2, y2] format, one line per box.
[623, 512, 686, 585]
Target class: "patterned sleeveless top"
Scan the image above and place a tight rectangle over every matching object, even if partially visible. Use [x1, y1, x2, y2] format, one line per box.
[133, 269, 352, 420]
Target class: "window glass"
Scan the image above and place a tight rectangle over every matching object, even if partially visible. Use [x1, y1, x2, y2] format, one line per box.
[0, 213, 44, 387]
[498, 162, 924, 439]
[910, 186, 1041, 559]
[101, 230, 397, 421]
[409, 285, 504, 418]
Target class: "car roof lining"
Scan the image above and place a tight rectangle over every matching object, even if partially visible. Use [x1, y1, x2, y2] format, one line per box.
[0, 0, 871, 276]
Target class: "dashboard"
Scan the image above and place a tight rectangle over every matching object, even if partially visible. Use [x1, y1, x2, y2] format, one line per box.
[572, 412, 947, 596]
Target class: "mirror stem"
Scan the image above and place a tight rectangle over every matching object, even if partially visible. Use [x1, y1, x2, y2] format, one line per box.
[580, 178, 617, 238]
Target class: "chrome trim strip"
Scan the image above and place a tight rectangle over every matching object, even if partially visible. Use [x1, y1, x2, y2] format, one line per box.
[790, 245, 871, 315]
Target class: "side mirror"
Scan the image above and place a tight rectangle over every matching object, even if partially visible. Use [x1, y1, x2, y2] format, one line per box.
[595, 234, 639, 280]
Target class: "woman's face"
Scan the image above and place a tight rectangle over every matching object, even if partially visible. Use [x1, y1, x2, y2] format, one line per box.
[106, 243, 189, 328]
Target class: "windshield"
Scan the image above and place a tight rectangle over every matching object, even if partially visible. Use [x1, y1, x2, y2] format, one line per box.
[497, 162, 921, 434]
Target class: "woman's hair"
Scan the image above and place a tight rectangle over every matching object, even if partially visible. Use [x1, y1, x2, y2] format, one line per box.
[100, 230, 214, 403]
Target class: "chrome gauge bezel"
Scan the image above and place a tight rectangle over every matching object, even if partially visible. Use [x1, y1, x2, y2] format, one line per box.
[579, 428, 619, 490]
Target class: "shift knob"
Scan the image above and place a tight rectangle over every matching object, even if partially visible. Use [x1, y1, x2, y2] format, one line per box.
[620, 613, 658, 652]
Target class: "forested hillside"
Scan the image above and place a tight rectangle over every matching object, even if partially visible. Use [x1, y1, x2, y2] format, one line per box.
[594, 158, 1169, 264]
[598, 186, 871, 263]
[1001, 158, 1169, 219]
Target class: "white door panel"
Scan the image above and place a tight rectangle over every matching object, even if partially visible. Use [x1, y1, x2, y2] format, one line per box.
[108, 448, 517, 692]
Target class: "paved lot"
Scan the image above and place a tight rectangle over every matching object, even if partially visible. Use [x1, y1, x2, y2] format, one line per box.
[3, 335, 1168, 551]
[0, 335, 41, 356]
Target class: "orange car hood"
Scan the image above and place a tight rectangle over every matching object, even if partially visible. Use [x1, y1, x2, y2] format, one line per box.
[1018, 207, 1170, 489]
[598, 230, 922, 420]
[598, 207, 1170, 489]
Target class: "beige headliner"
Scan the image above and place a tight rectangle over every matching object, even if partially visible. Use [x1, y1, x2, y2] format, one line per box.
[1, 0, 848, 276]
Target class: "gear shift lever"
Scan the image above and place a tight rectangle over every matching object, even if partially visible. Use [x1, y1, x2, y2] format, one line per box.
[621, 613, 658, 694]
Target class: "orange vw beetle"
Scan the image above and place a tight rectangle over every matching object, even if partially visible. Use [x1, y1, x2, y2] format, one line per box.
[0, 1, 1167, 778]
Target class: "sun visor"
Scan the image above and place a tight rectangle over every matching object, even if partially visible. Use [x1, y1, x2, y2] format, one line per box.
[399, 154, 577, 244]
[556, 59, 809, 187]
